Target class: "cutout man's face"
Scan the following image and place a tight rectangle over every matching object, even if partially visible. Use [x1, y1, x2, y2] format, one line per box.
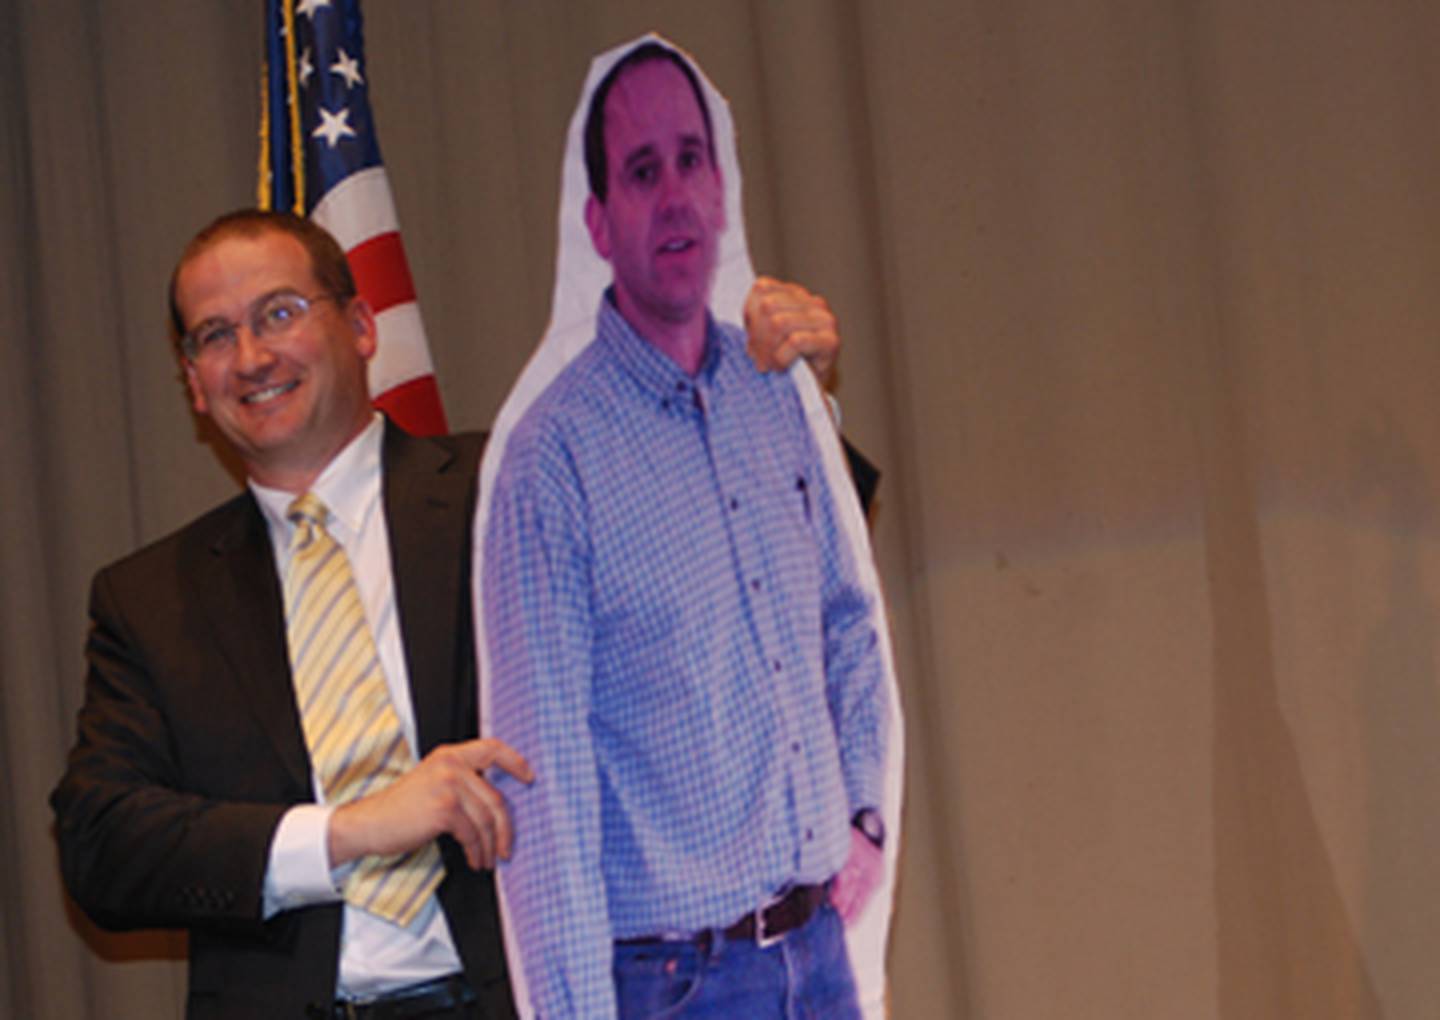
[585, 59, 726, 335]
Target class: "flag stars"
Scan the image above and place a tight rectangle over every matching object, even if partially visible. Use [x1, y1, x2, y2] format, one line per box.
[330, 48, 364, 89]
[298, 47, 315, 88]
[312, 106, 357, 148]
[297, 0, 331, 20]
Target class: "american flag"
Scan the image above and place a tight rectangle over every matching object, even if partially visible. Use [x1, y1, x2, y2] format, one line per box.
[260, 0, 447, 436]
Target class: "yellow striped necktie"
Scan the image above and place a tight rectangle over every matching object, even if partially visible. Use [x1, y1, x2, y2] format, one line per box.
[283, 492, 443, 927]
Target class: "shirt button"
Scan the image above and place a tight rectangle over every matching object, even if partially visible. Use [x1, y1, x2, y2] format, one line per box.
[751, 579, 761, 591]
[805, 828, 814, 841]
[773, 660, 783, 672]
[791, 741, 801, 753]
[729, 497, 739, 511]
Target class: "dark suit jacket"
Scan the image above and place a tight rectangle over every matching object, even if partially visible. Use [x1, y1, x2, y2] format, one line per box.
[51, 423, 515, 1020]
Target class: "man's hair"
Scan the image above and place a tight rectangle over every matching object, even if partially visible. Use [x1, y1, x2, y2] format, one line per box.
[583, 41, 715, 203]
[167, 209, 357, 349]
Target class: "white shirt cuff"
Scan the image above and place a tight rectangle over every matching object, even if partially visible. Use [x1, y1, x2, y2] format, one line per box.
[262, 803, 344, 918]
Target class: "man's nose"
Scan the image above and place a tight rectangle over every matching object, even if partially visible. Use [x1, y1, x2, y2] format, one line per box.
[232, 324, 277, 374]
[656, 172, 694, 218]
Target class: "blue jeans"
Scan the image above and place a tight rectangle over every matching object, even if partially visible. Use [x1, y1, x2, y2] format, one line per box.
[612, 902, 861, 1020]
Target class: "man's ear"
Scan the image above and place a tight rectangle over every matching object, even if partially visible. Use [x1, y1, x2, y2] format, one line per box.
[183, 360, 209, 415]
[347, 296, 379, 361]
[585, 194, 612, 260]
[711, 161, 727, 234]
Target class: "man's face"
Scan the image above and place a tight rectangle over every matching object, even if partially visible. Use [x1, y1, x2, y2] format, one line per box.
[585, 59, 725, 337]
[175, 229, 376, 492]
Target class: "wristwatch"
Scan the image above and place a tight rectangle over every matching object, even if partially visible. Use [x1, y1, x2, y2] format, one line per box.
[852, 808, 885, 849]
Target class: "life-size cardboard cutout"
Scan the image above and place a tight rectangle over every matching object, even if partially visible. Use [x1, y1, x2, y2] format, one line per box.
[474, 33, 904, 1019]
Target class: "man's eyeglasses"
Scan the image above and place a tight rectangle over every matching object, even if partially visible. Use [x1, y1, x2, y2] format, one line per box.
[181, 291, 342, 362]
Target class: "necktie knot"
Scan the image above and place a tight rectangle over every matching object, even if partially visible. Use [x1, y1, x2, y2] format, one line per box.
[287, 492, 328, 551]
[287, 491, 327, 527]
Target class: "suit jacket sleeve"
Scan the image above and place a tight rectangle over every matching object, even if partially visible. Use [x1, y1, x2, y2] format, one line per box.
[843, 436, 881, 515]
[52, 539, 293, 934]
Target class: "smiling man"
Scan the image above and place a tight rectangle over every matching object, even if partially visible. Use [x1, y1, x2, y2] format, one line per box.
[481, 41, 894, 1019]
[52, 211, 532, 1019]
[177, 225, 379, 488]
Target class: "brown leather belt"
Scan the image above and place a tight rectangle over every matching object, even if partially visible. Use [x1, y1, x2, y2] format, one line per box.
[619, 883, 828, 950]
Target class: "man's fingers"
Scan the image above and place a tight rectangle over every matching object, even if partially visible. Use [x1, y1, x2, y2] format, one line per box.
[451, 737, 534, 784]
[764, 309, 837, 339]
[462, 769, 517, 861]
[444, 767, 515, 869]
[747, 275, 793, 311]
[444, 804, 488, 871]
[756, 302, 835, 335]
[745, 277, 839, 381]
[772, 329, 838, 369]
[753, 281, 832, 321]
[442, 784, 498, 871]
[746, 278, 829, 333]
[485, 741, 535, 785]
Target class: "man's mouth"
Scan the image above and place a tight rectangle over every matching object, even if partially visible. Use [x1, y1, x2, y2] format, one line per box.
[240, 380, 299, 406]
[657, 237, 695, 254]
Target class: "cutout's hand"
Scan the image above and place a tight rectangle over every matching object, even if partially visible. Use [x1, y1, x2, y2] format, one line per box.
[829, 825, 884, 924]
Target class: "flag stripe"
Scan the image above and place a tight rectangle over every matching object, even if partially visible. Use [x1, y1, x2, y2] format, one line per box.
[368, 302, 433, 392]
[374, 375, 449, 438]
[311, 166, 398, 250]
[349, 231, 417, 314]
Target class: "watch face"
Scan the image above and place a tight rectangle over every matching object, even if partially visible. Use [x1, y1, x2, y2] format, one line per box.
[856, 809, 885, 847]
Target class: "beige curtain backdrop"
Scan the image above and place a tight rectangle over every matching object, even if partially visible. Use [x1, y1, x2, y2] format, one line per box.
[4, 0, 1438, 1017]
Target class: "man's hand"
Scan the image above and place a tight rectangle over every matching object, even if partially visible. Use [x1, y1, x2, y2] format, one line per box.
[828, 825, 884, 925]
[328, 738, 533, 872]
[744, 276, 840, 387]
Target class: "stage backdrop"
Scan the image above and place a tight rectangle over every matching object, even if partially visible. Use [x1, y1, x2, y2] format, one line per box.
[5, 2, 1440, 1018]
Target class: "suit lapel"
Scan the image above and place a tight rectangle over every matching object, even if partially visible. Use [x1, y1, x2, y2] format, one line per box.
[382, 423, 481, 754]
[185, 425, 480, 790]
[196, 494, 313, 792]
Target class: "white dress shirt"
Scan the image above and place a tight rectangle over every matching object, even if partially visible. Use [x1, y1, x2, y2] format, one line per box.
[253, 415, 462, 997]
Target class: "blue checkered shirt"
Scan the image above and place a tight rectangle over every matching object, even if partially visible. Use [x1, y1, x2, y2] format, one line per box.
[483, 296, 888, 1019]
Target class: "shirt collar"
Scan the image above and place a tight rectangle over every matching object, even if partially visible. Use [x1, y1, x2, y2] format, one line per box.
[595, 290, 734, 412]
[249, 412, 384, 544]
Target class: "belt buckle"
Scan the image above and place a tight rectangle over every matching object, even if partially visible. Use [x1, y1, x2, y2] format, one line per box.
[755, 887, 788, 949]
